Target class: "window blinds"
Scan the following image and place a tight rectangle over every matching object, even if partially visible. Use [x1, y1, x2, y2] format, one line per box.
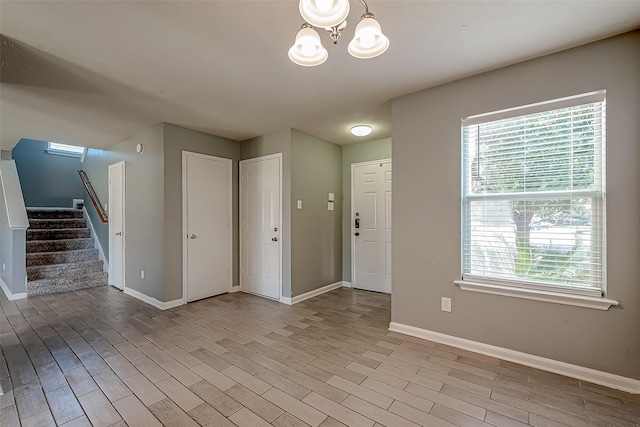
[461, 92, 606, 295]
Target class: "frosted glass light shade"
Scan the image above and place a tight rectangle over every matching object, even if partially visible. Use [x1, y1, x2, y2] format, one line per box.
[348, 17, 389, 59]
[299, 0, 349, 29]
[351, 125, 372, 136]
[288, 26, 328, 66]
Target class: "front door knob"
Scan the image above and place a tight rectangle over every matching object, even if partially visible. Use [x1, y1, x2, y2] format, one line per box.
[115, 232, 122, 236]
[189, 234, 198, 239]
[272, 237, 278, 242]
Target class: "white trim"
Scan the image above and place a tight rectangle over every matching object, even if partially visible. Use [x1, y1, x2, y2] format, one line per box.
[0, 277, 27, 300]
[351, 159, 392, 291]
[240, 153, 283, 301]
[230, 285, 241, 293]
[83, 206, 108, 273]
[182, 151, 233, 304]
[280, 281, 346, 305]
[124, 287, 184, 310]
[455, 280, 618, 310]
[108, 161, 126, 290]
[342, 281, 352, 288]
[388, 322, 640, 395]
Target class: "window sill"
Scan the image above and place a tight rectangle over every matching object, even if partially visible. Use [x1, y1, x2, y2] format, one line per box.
[454, 280, 619, 311]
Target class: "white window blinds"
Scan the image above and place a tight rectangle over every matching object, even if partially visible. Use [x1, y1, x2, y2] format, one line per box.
[461, 91, 606, 296]
[48, 142, 85, 156]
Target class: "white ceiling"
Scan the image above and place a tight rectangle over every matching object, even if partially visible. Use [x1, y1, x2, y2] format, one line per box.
[1, 1, 639, 150]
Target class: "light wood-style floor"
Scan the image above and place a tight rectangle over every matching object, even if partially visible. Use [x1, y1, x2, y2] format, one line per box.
[1, 286, 638, 427]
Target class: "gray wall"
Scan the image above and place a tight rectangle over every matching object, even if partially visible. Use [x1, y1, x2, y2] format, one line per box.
[1, 150, 11, 160]
[81, 149, 110, 261]
[163, 123, 240, 301]
[290, 130, 342, 296]
[240, 129, 293, 297]
[341, 138, 392, 283]
[12, 139, 84, 207]
[391, 32, 640, 379]
[83, 124, 166, 301]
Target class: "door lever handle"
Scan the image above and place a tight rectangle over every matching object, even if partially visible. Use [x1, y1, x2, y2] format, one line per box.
[272, 237, 278, 242]
[189, 234, 198, 239]
[115, 232, 122, 236]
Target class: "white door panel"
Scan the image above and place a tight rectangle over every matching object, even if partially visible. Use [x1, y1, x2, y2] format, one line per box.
[353, 160, 392, 293]
[240, 155, 281, 300]
[108, 162, 125, 290]
[183, 152, 231, 302]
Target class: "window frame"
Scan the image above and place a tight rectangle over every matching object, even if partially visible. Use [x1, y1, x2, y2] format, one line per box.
[46, 142, 86, 158]
[455, 91, 617, 310]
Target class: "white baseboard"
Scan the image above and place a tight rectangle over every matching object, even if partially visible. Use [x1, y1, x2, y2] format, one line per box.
[83, 207, 108, 272]
[342, 281, 352, 288]
[281, 281, 347, 305]
[0, 277, 27, 300]
[124, 287, 184, 310]
[230, 285, 241, 293]
[389, 322, 640, 395]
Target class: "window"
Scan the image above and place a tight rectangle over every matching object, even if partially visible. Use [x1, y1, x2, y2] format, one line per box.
[460, 91, 606, 299]
[47, 142, 85, 157]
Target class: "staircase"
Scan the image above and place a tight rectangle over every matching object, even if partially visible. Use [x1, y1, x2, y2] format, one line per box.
[26, 208, 108, 296]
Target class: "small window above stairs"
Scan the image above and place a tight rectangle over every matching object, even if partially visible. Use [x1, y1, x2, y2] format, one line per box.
[26, 208, 108, 296]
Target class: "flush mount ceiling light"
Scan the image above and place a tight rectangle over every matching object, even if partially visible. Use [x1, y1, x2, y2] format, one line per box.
[351, 125, 372, 136]
[289, 0, 389, 66]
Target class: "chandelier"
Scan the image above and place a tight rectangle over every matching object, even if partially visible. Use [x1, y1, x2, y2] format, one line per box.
[288, 0, 390, 67]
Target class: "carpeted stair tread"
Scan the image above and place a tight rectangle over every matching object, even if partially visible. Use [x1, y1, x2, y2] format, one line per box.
[28, 218, 87, 229]
[27, 271, 109, 297]
[27, 238, 94, 253]
[24, 206, 107, 296]
[27, 208, 84, 219]
[27, 259, 104, 281]
[27, 248, 99, 267]
[27, 228, 91, 241]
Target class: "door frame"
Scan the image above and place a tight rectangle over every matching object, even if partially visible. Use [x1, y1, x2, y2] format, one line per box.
[350, 158, 392, 290]
[181, 151, 233, 303]
[108, 161, 126, 290]
[239, 153, 283, 301]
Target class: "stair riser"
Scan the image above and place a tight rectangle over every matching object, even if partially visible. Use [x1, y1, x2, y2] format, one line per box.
[27, 272, 108, 297]
[27, 239, 94, 253]
[29, 219, 87, 229]
[27, 249, 99, 267]
[27, 209, 84, 219]
[27, 229, 91, 241]
[27, 260, 104, 280]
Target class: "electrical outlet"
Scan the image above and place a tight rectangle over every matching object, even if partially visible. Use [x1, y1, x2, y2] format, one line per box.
[141, 270, 145, 279]
[441, 297, 452, 312]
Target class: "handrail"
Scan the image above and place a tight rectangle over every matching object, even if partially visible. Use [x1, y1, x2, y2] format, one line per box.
[0, 160, 29, 229]
[77, 169, 108, 223]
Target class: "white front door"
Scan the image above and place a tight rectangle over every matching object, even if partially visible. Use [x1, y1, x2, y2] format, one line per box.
[108, 161, 125, 290]
[352, 159, 392, 293]
[240, 154, 282, 300]
[183, 152, 232, 302]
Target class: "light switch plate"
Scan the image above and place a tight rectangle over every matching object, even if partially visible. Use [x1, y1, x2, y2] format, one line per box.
[297, 200, 302, 209]
[328, 192, 335, 202]
[328, 201, 334, 211]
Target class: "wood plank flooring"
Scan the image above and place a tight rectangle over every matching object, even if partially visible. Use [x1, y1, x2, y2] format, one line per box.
[1, 286, 638, 426]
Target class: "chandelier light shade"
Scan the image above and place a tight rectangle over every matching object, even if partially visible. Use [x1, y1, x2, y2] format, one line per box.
[299, 0, 350, 29]
[290, 0, 389, 66]
[288, 25, 329, 67]
[348, 16, 390, 59]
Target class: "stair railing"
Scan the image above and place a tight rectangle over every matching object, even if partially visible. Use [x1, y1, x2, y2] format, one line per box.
[77, 170, 108, 223]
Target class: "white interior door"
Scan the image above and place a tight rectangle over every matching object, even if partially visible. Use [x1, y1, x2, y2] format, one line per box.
[352, 159, 392, 293]
[108, 161, 125, 290]
[240, 154, 282, 300]
[183, 152, 232, 302]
